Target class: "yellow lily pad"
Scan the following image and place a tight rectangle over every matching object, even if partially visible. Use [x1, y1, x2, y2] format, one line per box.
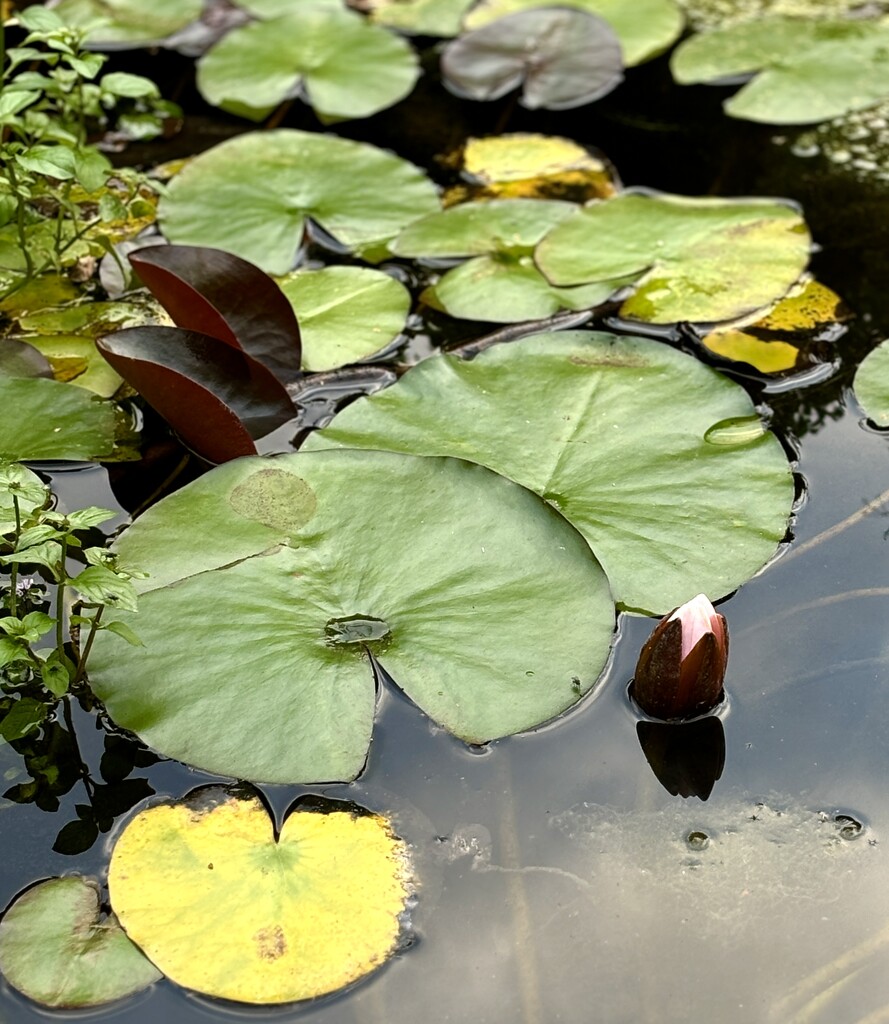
[108, 788, 415, 1004]
[702, 330, 800, 372]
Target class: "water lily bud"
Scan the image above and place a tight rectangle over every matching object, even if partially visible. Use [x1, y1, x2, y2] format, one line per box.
[631, 594, 728, 720]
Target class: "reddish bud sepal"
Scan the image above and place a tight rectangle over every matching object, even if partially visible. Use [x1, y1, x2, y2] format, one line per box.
[631, 594, 728, 721]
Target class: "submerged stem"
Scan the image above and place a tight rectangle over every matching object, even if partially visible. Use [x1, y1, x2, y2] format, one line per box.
[780, 484, 889, 567]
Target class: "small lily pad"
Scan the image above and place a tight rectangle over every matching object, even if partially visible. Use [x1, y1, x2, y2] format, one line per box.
[463, 0, 684, 66]
[365, 0, 476, 35]
[88, 450, 614, 782]
[853, 340, 889, 426]
[535, 191, 811, 324]
[48, 0, 202, 45]
[108, 788, 414, 1004]
[441, 7, 623, 110]
[277, 267, 410, 371]
[0, 877, 161, 1008]
[304, 331, 794, 614]
[671, 17, 889, 124]
[159, 130, 440, 274]
[196, 4, 419, 122]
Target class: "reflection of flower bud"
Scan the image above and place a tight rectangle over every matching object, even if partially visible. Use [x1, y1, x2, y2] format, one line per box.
[632, 594, 728, 720]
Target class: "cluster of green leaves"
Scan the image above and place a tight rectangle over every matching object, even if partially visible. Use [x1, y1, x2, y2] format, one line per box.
[0, 6, 170, 300]
[0, 462, 142, 743]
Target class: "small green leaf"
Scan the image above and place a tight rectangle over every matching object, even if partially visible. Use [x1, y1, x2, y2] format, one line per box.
[72, 566, 138, 612]
[0, 636, 31, 669]
[0, 698, 47, 741]
[0, 540, 64, 578]
[17, 7, 66, 31]
[100, 71, 159, 98]
[65, 507, 116, 530]
[853, 339, 889, 427]
[100, 620, 144, 647]
[41, 658, 72, 698]
[67, 53, 105, 78]
[72, 147, 111, 193]
[16, 145, 77, 180]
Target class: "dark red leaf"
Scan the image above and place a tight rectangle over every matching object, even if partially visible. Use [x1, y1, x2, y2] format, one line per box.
[97, 326, 297, 464]
[129, 245, 302, 385]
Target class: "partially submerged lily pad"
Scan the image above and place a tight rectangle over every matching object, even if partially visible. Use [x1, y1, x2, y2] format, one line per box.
[196, 4, 419, 122]
[304, 331, 794, 614]
[671, 17, 889, 124]
[158, 130, 440, 274]
[441, 8, 623, 110]
[463, 0, 684, 65]
[535, 191, 811, 323]
[88, 450, 614, 782]
[277, 267, 410, 371]
[853, 340, 889, 426]
[0, 877, 161, 1008]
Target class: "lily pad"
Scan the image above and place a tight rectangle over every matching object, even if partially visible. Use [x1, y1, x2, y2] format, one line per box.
[534, 191, 811, 324]
[108, 788, 414, 1004]
[441, 7, 623, 110]
[88, 450, 614, 782]
[365, 0, 476, 35]
[392, 199, 623, 321]
[158, 129, 440, 274]
[0, 877, 161, 1008]
[196, 4, 419, 122]
[303, 331, 794, 614]
[853, 340, 889, 426]
[0, 378, 116, 462]
[277, 267, 410, 371]
[463, 0, 684, 66]
[50, 0, 202, 45]
[671, 17, 889, 124]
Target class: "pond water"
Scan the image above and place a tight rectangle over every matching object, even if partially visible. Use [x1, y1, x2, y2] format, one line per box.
[3, 39, 889, 1024]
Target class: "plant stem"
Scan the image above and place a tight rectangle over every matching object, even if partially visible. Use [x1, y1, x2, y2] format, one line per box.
[6, 161, 34, 284]
[8, 494, 20, 618]
[71, 604, 102, 688]
[55, 534, 68, 655]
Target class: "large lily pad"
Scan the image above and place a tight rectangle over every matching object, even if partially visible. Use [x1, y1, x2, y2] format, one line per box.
[277, 267, 410, 371]
[88, 449, 614, 782]
[853, 340, 889, 426]
[392, 199, 622, 321]
[304, 332, 794, 614]
[196, 4, 419, 122]
[441, 7, 623, 110]
[0, 877, 161, 1008]
[0, 378, 116, 461]
[671, 17, 889, 125]
[463, 0, 684, 66]
[108, 788, 414, 1003]
[158, 130, 440, 274]
[535, 191, 811, 324]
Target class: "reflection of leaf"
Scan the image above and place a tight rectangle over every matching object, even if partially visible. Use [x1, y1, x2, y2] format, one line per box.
[88, 450, 614, 782]
[196, 4, 418, 122]
[0, 877, 161, 1008]
[109, 788, 414, 1003]
[159, 130, 440, 274]
[853, 340, 889, 426]
[535, 191, 811, 324]
[671, 17, 889, 124]
[0, 378, 115, 462]
[304, 331, 794, 615]
[441, 8, 623, 110]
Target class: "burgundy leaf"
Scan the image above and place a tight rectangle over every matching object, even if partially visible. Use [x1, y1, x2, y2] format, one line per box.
[97, 326, 297, 464]
[129, 245, 302, 385]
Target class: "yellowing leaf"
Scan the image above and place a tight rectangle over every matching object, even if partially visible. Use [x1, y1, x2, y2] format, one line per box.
[108, 789, 415, 1004]
[754, 278, 849, 332]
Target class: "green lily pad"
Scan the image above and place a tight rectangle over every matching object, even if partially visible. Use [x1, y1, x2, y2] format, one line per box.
[366, 0, 476, 35]
[0, 378, 116, 461]
[304, 332, 794, 614]
[853, 340, 889, 426]
[158, 130, 440, 275]
[277, 267, 410, 371]
[534, 191, 811, 324]
[393, 199, 622, 321]
[671, 17, 889, 124]
[463, 0, 684, 66]
[196, 4, 419, 122]
[44, 0, 202, 45]
[0, 877, 161, 1008]
[88, 450, 614, 783]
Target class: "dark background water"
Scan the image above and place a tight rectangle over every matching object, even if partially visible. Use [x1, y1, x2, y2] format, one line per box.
[3, 45, 889, 1024]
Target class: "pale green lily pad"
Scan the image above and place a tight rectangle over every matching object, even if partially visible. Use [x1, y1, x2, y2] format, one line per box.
[853, 340, 889, 426]
[0, 877, 161, 1008]
[49, 0, 202, 45]
[535, 191, 811, 324]
[16, 336, 122, 397]
[158, 130, 440, 275]
[304, 332, 794, 614]
[671, 17, 889, 124]
[196, 5, 419, 123]
[88, 450, 614, 783]
[463, 0, 684, 65]
[392, 199, 623, 321]
[277, 267, 410, 372]
[0, 378, 116, 461]
[367, 0, 476, 35]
